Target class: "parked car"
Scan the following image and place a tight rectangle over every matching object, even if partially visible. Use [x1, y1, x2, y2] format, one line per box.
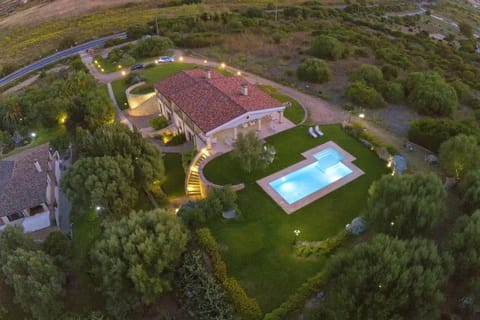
[157, 56, 174, 63]
[130, 63, 144, 71]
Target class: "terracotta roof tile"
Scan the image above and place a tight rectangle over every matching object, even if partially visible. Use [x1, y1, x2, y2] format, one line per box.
[154, 70, 282, 133]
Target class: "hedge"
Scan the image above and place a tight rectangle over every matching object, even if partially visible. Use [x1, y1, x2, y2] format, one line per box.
[196, 228, 263, 320]
[263, 271, 327, 320]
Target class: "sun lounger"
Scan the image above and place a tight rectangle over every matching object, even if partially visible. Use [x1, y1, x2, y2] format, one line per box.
[314, 125, 324, 136]
[309, 127, 318, 138]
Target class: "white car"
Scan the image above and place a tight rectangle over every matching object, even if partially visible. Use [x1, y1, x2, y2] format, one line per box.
[157, 56, 174, 63]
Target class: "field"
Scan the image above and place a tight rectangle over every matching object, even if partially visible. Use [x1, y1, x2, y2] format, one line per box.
[203, 125, 388, 311]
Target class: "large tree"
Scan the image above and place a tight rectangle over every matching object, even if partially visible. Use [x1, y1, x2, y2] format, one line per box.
[76, 123, 165, 190]
[0, 225, 35, 266]
[90, 209, 188, 318]
[446, 211, 480, 277]
[459, 170, 480, 213]
[365, 173, 446, 238]
[405, 72, 458, 116]
[232, 131, 271, 173]
[2, 248, 65, 320]
[60, 156, 137, 215]
[439, 134, 480, 180]
[318, 235, 449, 320]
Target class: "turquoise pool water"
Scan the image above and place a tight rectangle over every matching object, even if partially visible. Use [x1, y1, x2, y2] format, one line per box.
[269, 148, 353, 204]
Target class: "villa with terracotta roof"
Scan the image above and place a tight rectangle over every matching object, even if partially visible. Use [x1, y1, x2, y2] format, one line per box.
[0, 144, 61, 238]
[154, 68, 290, 151]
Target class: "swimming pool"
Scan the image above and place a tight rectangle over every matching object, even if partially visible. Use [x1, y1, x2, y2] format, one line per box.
[269, 148, 353, 204]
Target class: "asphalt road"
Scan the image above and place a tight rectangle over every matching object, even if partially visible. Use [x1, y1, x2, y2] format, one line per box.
[0, 32, 127, 88]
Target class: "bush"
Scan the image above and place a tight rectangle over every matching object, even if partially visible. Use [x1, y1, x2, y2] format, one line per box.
[264, 271, 327, 320]
[309, 35, 347, 60]
[124, 72, 145, 86]
[346, 81, 387, 109]
[459, 170, 480, 213]
[296, 58, 331, 83]
[381, 81, 404, 103]
[195, 228, 262, 319]
[176, 251, 233, 320]
[149, 115, 169, 130]
[43, 231, 71, 268]
[130, 36, 173, 59]
[295, 230, 349, 257]
[405, 72, 458, 116]
[349, 64, 384, 89]
[223, 278, 262, 320]
[381, 64, 399, 80]
[408, 118, 477, 152]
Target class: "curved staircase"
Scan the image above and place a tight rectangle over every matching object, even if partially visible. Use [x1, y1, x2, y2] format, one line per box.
[185, 149, 210, 198]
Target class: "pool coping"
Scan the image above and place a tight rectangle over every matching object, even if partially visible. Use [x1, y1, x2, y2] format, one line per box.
[256, 141, 364, 214]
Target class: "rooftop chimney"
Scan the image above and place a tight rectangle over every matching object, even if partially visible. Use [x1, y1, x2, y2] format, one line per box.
[241, 82, 248, 96]
[33, 159, 42, 173]
[205, 67, 211, 79]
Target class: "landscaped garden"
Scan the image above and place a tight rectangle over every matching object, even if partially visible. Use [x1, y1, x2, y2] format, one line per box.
[111, 62, 197, 109]
[203, 124, 389, 312]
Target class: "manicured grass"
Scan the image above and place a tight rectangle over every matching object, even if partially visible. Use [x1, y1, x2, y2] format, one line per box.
[130, 83, 154, 95]
[112, 63, 197, 110]
[0, 126, 65, 160]
[67, 210, 105, 314]
[204, 125, 388, 312]
[93, 55, 122, 73]
[162, 153, 187, 198]
[259, 85, 305, 124]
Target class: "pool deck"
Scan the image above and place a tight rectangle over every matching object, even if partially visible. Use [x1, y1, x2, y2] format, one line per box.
[256, 141, 364, 214]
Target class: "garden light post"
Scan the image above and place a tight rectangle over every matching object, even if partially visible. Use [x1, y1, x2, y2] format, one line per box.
[293, 229, 300, 244]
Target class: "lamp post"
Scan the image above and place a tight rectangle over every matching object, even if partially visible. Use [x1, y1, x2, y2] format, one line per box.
[293, 229, 301, 244]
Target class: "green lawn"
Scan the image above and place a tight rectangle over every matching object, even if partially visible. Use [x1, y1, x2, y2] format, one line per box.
[162, 153, 187, 198]
[0, 126, 65, 160]
[259, 85, 305, 125]
[67, 210, 105, 314]
[112, 63, 197, 110]
[203, 125, 388, 312]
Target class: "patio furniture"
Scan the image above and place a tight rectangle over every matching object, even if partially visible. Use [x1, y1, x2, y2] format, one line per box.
[242, 123, 249, 128]
[309, 127, 318, 138]
[211, 137, 217, 145]
[314, 125, 324, 136]
[225, 137, 233, 146]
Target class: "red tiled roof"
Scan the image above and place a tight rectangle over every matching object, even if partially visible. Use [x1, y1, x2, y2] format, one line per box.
[154, 69, 282, 133]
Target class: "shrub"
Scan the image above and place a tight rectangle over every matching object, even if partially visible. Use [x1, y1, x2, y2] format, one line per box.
[43, 231, 71, 268]
[264, 271, 327, 320]
[149, 115, 169, 130]
[223, 278, 262, 320]
[130, 36, 173, 59]
[309, 35, 347, 60]
[459, 170, 480, 213]
[296, 58, 331, 83]
[353, 47, 369, 58]
[124, 72, 145, 86]
[408, 118, 477, 152]
[349, 64, 384, 89]
[195, 228, 262, 318]
[381, 64, 399, 80]
[405, 72, 458, 116]
[176, 251, 233, 320]
[381, 81, 404, 103]
[346, 81, 387, 109]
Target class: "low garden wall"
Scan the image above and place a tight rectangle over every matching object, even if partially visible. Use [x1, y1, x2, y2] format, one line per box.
[198, 152, 245, 194]
[125, 81, 156, 111]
